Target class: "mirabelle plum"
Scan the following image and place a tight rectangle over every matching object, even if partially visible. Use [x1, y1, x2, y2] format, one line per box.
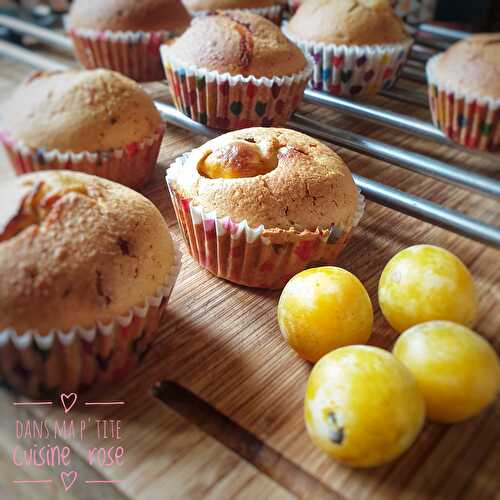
[277, 267, 373, 362]
[198, 139, 278, 179]
[378, 245, 477, 332]
[305, 345, 425, 468]
[393, 321, 500, 423]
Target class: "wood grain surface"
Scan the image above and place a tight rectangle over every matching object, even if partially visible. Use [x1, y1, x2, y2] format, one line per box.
[0, 43, 498, 500]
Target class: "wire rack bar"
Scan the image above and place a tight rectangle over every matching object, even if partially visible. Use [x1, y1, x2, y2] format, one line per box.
[400, 66, 427, 84]
[156, 103, 500, 248]
[417, 24, 469, 42]
[379, 86, 428, 107]
[292, 114, 500, 198]
[1, 25, 499, 198]
[0, 41, 498, 248]
[303, 89, 445, 143]
[0, 14, 73, 53]
[0, 39, 68, 71]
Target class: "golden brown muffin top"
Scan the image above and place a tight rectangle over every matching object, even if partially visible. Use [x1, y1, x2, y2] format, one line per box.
[67, 0, 191, 33]
[0, 171, 176, 335]
[163, 11, 308, 78]
[287, 0, 409, 45]
[169, 128, 358, 231]
[428, 33, 500, 99]
[2, 69, 162, 153]
[183, 0, 279, 12]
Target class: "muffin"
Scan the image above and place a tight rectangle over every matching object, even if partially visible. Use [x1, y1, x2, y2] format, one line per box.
[183, 0, 284, 24]
[67, 0, 191, 82]
[0, 69, 165, 190]
[0, 170, 180, 397]
[426, 34, 500, 152]
[160, 11, 312, 130]
[166, 128, 364, 289]
[282, 0, 413, 97]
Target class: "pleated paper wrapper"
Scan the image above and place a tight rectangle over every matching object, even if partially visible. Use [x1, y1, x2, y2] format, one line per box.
[0, 125, 165, 191]
[427, 54, 500, 152]
[166, 154, 365, 289]
[69, 27, 177, 82]
[0, 245, 181, 398]
[161, 47, 313, 130]
[282, 24, 413, 98]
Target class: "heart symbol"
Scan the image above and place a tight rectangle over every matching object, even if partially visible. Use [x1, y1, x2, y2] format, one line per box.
[254, 101, 267, 117]
[60, 393, 77, 414]
[350, 85, 362, 96]
[340, 70, 352, 83]
[364, 70, 374, 82]
[383, 68, 393, 80]
[271, 83, 281, 99]
[332, 55, 344, 68]
[356, 55, 367, 67]
[229, 101, 243, 116]
[60, 471, 78, 491]
[329, 84, 342, 95]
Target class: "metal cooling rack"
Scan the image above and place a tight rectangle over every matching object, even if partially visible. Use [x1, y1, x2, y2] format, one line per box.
[0, 17, 498, 249]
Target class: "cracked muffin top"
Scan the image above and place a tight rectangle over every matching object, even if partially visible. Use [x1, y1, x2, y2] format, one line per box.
[67, 0, 191, 33]
[427, 34, 500, 99]
[169, 127, 358, 232]
[287, 0, 409, 45]
[183, 0, 279, 12]
[1, 69, 162, 153]
[163, 11, 307, 78]
[0, 171, 175, 335]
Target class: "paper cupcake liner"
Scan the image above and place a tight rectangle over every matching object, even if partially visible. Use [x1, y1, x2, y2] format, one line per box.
[0, 125, 165, 191]
[282, 24, 413, 97]
[0, 244, 181, 398]
[68, 27, 178, 82]
[191, 4, 284, 24]
[166, 154, 364, 289]
[426, 55, 500, 152]
[160, 47, 312, 130]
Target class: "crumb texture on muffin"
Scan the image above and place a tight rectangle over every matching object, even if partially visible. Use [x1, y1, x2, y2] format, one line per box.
[165, 11, 307, 77]
[171, 127, 358, 231]
[0, 171, 175, 335]
[287, 0, 409, 45]
[2, 69, 162, 152]
[184, 0, 279, 11]
[67, 0, 191, 32]
[429, 34, 500, 99]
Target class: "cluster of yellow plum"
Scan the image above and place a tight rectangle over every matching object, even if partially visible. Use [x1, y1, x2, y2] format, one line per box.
[278, 245, 499, 468]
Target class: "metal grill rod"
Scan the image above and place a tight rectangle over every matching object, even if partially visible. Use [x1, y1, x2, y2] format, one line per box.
[1, 29, 499, 199]
[303, 89, 445, 143]
[155, 103, 500, 248]
[417, 24, 469, 42]
[379, 86, 428, 107]
[0, 14, 73, 53]
[292, 114, 500, 199]
[0, 41, 498, 248]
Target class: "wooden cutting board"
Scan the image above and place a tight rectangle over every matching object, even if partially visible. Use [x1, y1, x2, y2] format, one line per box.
[0, 48, 499, 500]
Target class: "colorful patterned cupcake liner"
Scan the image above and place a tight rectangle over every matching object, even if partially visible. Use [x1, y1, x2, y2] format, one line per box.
[160, 47, 313, 130]
[68, 27, 178, 82]
[0, 125, 166, 191]
[191, 4, 284, 24]
[0, 244, 181, 398]
[426, 54, 500, 153]
[282, 24, 413, 97]
[166, 153, 364, 289]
